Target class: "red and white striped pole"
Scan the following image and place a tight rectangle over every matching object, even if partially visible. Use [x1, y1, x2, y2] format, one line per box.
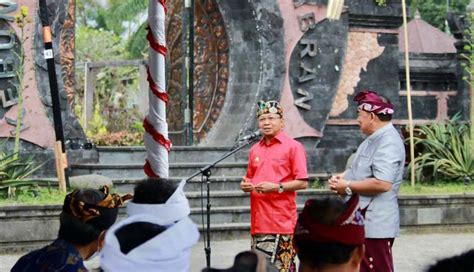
[143, 0, 171, 178]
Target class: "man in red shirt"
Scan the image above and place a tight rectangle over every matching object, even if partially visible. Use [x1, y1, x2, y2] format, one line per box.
[241, 100, 308, 272]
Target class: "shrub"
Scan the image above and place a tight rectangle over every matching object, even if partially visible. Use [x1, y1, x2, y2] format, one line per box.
[409, 115, 473, 183]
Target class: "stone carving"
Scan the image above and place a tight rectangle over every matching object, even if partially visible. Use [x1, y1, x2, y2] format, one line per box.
[288, 11, 349, 137]
[0, 1, 17, 21]
[0, 18, 21, 120]
[60, 0, 75, 106]
[166, 0, 229, 143]
[33, 0, 85, 144]
[330, 32, 385, 117]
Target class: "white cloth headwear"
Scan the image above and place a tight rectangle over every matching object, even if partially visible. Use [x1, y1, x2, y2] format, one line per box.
[100, 213, 199, 272]
[126, 179, 190, 225]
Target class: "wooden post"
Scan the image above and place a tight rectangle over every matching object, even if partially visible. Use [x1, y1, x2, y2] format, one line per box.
[83, 62, 96, 131]
[54, 141, 67, 192]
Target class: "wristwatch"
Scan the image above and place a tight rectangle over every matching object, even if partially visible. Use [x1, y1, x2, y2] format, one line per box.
[344, 181, 353, 196]
[278, 183, 284, 193]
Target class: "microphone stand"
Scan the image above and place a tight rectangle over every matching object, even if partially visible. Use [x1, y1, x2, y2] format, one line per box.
[185, 137, 259, 269]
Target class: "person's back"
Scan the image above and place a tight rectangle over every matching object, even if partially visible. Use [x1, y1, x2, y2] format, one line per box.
[100, 178, 199, 272]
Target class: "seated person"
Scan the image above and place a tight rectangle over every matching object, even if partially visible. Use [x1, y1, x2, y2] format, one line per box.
[11, 186, 131, 272]
[426, 249, 474, 272]
[100, 178, 199, 272]
[293, 194, 365, 272]
[202, 250, 271, 272]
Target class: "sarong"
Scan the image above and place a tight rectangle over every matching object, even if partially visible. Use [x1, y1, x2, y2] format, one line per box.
[361, 238, 395, 272]
[251, 234, 295, 272]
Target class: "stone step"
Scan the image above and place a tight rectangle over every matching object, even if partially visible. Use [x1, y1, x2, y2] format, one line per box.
[4, 194, 474, 253]
[110, 174, 328, 194]
[186, 189, 328, 208]
[189, 204, 309, 225]
[69, 162, 248, 179]
[96, 146, 250, 164]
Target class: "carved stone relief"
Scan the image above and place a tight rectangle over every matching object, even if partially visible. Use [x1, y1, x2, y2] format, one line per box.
[60, 0, 75, 106]
[166, 0, 229, 143]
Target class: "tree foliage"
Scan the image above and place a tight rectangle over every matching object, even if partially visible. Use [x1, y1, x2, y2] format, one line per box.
[410, 0, 470, 30]
[75, 26, 143, 143]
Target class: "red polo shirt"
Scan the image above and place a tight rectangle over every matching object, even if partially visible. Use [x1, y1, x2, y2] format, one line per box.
[246, 131, 308, 234]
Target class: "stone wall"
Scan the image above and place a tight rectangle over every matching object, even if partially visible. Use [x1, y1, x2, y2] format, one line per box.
[1, 193, 473, 253]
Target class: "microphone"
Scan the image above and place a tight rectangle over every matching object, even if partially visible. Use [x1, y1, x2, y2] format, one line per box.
[241, 130, 262, 141]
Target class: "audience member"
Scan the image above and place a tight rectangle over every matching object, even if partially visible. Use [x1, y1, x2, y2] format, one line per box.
[11, 186, 130, 272]
[202, 250, 272, 272]
[426, 249, 474, 272]
[100, 178, 199, 272]
[293, 194, 365, 272]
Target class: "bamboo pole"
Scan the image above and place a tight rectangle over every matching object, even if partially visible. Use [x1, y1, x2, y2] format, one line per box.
[326, 0, 344, 20]
[54, 141, 67, 193]
[401, 0, 416, 186]
[469, 2, 474, 152]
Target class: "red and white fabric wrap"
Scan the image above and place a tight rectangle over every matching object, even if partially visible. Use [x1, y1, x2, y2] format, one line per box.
[353, 90, 394, 115]
[144, 0, 171, 178]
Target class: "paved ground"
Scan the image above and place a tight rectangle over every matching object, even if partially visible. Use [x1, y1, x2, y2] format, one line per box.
[1, 232, 473, 272]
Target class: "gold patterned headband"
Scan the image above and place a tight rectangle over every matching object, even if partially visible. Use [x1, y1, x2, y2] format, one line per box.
[256, 100, 283, 117]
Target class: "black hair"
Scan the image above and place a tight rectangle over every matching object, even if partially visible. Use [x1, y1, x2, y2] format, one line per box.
[132, 178, 178, 204]
[115, 222, 167, 254]
[58, 188, 115, 245]
[426, 249, 474, 272]
[295, 196, 357, 269]
[232, 251, 260, 272]
[202, 250, 268, 272]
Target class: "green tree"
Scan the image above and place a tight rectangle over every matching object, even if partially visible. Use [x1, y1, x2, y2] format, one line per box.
[103, 0, 149, 59]
[75, 26, 142, 138]
[410, 0, 470, 30]
[76, 0, 107, 28]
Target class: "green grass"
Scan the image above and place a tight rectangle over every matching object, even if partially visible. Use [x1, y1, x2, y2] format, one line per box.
[0, 187, 66, 206]
[0, 181, 473, 206]
[399, 181, 474, 195]
[310, 179, 474, 195]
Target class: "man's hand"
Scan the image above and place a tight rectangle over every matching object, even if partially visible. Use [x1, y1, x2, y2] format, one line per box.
[240, 177, 254, 193]
[255, 182, 278, 193]
[328, 175, 348, 195]
[328, 174, 344, 183]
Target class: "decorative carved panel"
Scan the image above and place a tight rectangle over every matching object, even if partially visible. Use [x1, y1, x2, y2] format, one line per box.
[166, 0, 229, 142]
[60, 0, 75, 106]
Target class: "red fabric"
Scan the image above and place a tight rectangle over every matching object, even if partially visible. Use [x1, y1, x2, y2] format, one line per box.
[144, 160, 159, 178]
[246, 132, 308, 234]
[143, 118, 172, 152]
[158, 0, 167, 14]
[360, 238, 395, 272]
[294, 195, 365, 246]
[353, 90, 394, 115]
[146, 66, 169, 104]
[146, 27, 167, 56]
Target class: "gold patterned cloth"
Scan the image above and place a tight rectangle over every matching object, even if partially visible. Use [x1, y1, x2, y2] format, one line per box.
[256, 100, 283, 117]
[251, 234, 296, 272]
[63, 186, 132, 231]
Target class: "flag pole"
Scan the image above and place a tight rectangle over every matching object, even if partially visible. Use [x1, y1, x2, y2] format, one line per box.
[38, 0, 69, 190]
